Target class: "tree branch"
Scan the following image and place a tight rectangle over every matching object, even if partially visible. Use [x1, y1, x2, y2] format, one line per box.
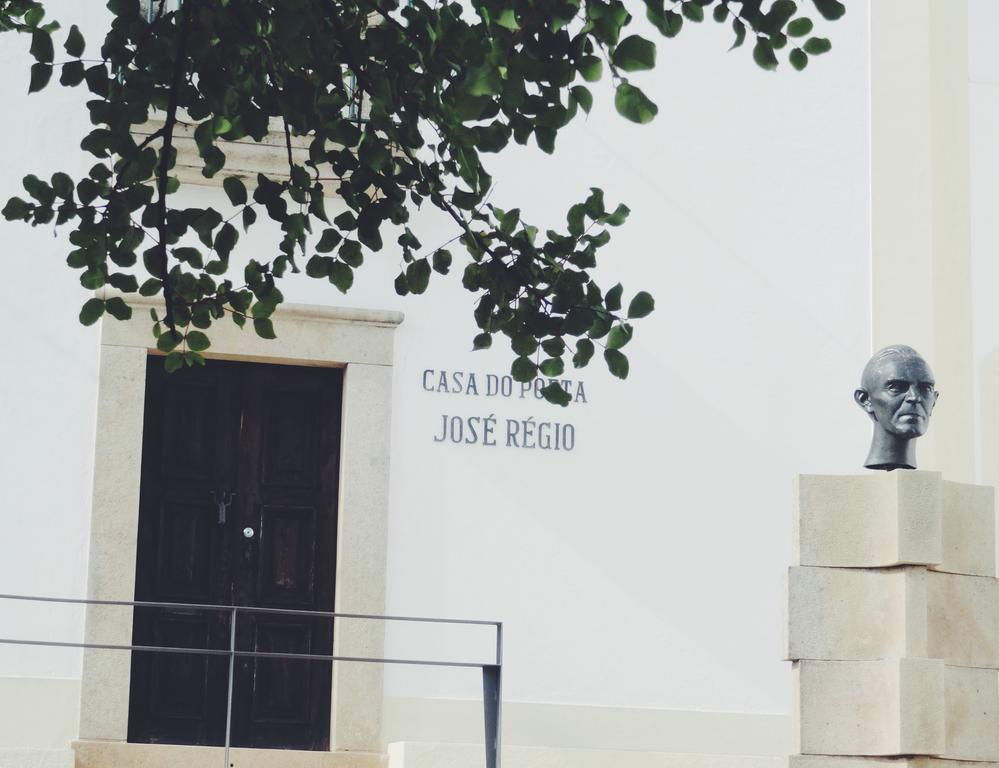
[156, 0, 194, 332]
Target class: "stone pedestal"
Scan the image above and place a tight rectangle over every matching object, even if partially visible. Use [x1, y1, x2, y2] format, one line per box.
[786, 471, 999, 766]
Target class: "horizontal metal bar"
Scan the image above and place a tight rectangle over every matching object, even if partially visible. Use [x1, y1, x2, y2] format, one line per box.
[0, 637, 490, 669]
[0, 593, 499, 627]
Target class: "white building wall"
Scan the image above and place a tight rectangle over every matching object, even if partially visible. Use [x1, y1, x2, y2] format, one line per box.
[0, 0, 872, 757]
[969, 0, 999, 491]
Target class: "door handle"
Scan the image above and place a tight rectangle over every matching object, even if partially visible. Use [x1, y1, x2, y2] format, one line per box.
[242, 527, 255, 539]
[210, 490, 236, 525]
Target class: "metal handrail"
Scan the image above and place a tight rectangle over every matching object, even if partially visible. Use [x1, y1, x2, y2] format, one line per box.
[0, 593, 502, 768]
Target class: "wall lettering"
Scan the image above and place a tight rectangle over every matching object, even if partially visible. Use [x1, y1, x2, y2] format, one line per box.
[422, 369, 585, 451]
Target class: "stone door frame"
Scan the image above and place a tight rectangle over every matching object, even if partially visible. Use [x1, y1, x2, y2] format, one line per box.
[78, 294, 402, 756]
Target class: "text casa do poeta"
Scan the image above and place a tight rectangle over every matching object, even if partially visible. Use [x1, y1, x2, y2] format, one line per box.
[422, 368, 588, 452]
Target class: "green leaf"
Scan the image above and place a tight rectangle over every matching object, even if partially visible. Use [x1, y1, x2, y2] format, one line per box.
[306, 255, 332, 278]
[30, 29, 53, 62]
[164, 351, 184, 373]
[730, 18, 747, 49]
[79, 298, 105, 326]
[577, 55, 603, 82]
[657, 9, 683, 37]
[767, 0, 798, 31]
[753, 39, 779, 70]
[541, 337, 566, 357]
[496, 8, 519, 30]
[406, 259, 431, 294]
[472, 332, 492, 350]
[432, 249, 452, 275]
[627, 291, 655, 318]
[223, 176, 247, 206]
[511, 356, 538, 383]
[606, 323, 633, 350]
[2, 197, 31, 220]
[787, 17, 814, 36]
[573, 338, 595, 368]
[512, 333, 538, 356]
[606, 203, 630, 226]
[802, 36, 832, 55]
[59, 60, 85, 86]
[789, 48, 808, 70]
[605, 283, 623, 311]
[333, 211, 356, 231]
[604, 348, 630, 379]
[108, 273, 139, 292]
[214, 223, 238, 259]
[156, 330, 183, 353]
[499, 208, 520, 234]
[186, 330, 210, 352]
[24, 5, 45, 27]
[535, 127, 556, 154]
[242, 206, 256, 231]
[172, 246, 205, 269]
[541, 382, 571, 406]
[339, 239, 363, 267]
[29, 63, 52, 92]
[466, 65, 502, 97]
[104, 296, 132, 321]
[539, 357, 565, 377]
[394, 272, 409, 296]
[567, 203, 586, 236]
[330, 261, 354, 292]
[681, 2, 704, 22]
[612, 35, 657, 72]
[811, 0, 845, 21]
[108, 0, 140, 19]
[64, 24, 85, 57]
[614, 83, 658, 124]
[83, 64, 108, 97]
[570, 85, 593, 114]
[253, 317, 276, 339]
[315, 228, 342, 253]
[357, 223, 383, 251]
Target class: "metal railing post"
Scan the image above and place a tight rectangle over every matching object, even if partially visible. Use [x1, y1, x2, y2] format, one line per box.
[482, 664, 501, 768]
[223, 606, 236, 768]
[482, 621, 503, 768]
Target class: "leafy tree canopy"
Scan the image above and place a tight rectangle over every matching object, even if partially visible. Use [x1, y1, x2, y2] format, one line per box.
[0, 0, 842, 403]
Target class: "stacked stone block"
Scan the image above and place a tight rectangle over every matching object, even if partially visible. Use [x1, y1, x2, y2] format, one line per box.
[785, 471, 998, 767]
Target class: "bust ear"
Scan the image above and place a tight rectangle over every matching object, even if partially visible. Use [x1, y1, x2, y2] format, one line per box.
[854, 388, 874, 415]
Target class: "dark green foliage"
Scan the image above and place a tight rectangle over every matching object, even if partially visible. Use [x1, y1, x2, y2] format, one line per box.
[0, 0, 840, 396]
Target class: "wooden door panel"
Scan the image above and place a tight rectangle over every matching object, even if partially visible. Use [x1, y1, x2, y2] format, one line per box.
[154, 500, 215, 600]
[129, 358, 341, 751]
[233, 364, 340, 750]
[250, 621, 314, 724]
[129, 360, 238, 746]
[260, 394, 322, 489]
[257, 505, 318, 606]
[158, 381, 221, 482]
[147, 614, 213, 720]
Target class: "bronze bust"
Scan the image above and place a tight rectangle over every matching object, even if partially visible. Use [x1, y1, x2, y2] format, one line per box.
[854, 346, 939, 471]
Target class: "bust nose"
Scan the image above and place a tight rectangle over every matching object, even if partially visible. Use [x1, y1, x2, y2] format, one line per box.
[904, 385, 920, 401]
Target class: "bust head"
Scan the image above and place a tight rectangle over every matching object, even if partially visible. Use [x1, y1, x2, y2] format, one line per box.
[854, 345, 938, 470]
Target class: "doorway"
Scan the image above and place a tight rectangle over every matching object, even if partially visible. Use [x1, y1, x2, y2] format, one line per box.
[126, 357, 343, 750]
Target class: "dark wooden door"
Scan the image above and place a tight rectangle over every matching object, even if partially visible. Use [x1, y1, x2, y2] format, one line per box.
[128, 358, 342, 750]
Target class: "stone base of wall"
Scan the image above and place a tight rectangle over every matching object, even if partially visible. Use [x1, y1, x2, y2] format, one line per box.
[387, 742, 785, 768]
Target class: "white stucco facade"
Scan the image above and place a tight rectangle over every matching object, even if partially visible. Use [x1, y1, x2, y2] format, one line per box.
[0, 0, 990, 766]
